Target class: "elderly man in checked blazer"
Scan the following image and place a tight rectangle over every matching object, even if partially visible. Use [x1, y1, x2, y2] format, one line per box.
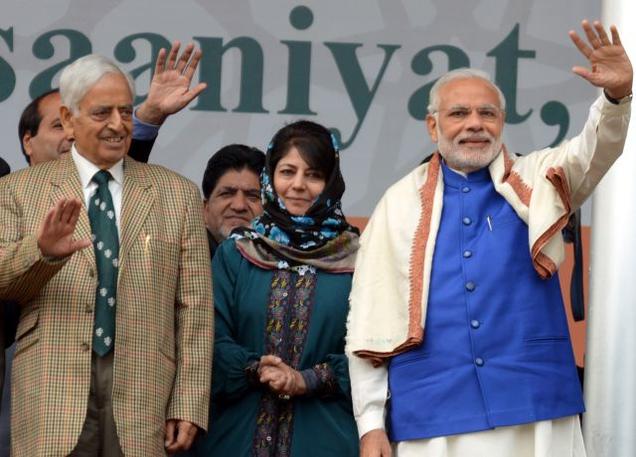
[0, 54, 213, 456]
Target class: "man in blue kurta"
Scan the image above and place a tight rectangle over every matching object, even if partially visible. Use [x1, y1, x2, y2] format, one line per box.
[346, 21, 632, 457]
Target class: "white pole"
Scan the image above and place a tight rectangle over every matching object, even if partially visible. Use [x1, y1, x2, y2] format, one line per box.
[584, 2, 636, 456]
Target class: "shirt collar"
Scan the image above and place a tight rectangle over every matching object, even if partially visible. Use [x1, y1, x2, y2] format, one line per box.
[71, 144, 124, 189]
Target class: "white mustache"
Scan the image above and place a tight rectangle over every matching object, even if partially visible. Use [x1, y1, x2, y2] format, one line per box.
[456, 134, 493, 144]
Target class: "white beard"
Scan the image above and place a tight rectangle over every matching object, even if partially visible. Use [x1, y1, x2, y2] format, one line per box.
[436, 125, 502, 173]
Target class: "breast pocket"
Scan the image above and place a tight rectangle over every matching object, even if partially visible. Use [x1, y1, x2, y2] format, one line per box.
[490, 204, 524, 229]
[126, 235, 180, 281]
[481, 202, 531, 263]
[149, 238, 180, 290]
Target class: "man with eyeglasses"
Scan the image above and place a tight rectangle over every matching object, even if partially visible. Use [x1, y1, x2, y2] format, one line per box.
[347, 21, 632, 457]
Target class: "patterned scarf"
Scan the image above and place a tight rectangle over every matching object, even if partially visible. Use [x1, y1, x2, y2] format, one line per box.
[249, 135, 358, 252]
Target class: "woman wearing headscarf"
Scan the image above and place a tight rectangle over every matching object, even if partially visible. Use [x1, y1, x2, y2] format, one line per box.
[189, 120, 360, 456]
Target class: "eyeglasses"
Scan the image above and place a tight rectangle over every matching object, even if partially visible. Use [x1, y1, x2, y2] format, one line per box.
[433, 105, 503, 121]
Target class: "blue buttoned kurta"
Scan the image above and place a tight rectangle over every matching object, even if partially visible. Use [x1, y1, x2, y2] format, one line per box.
[387, 163, 584, 441]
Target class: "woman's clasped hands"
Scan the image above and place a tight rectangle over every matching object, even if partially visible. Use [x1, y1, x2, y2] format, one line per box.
[257, 355, 307, 399]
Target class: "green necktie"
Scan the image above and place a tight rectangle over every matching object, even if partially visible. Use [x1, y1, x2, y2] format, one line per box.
[88, 170, 120, 356]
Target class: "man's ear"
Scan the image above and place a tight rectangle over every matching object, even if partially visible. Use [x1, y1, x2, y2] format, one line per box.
[202, 199, 213, 230]
[426, 114, 439, 143]
[22, 133, 33, 159]
[60, 105, 74, 137]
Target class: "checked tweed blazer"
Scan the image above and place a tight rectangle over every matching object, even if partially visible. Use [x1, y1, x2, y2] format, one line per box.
[0, 153, 213, 457]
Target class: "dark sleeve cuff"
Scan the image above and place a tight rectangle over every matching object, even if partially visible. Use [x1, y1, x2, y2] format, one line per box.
[604, 90, 633, 105]
[300, 362, 338, 397]
[245, 359, 261, 387]
[132, 109, 161, 140]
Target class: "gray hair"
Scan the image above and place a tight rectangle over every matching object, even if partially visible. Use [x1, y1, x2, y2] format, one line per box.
[59, 54, 135, 114]
[427, 68, 506, 114]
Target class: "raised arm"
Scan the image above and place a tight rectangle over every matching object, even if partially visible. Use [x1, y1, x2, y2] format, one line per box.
[523, 21, 633, 210]
[136, 41, 207, 126]
[129, 41, 207, 162]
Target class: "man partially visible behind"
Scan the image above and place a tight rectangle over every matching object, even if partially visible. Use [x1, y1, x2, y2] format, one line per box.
[0, 54, 212, 456]
[201, 144, 265, 256]
[18, 89, 72, 165]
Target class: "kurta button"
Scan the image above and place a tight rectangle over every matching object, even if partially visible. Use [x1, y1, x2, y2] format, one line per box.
[266, 436, 272, 442]
[475, 357, 484, 366]
[470, 319, 480, 329]
[462, 217, 472, 225]
[89, 269, 95, 278]
[463, 250, 472, 258]
[282, 292, 288, 297]
[465, 281, 476, 291]
[85, 304, 93, 313]
[462, 186, 471, 193]
[80, 342, 90, 352]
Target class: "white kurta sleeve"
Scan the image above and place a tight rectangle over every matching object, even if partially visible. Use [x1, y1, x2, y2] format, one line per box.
[348, 353, 390, 437]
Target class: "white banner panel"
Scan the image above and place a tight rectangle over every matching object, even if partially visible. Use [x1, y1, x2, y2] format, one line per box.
[0, 0, 599, 218]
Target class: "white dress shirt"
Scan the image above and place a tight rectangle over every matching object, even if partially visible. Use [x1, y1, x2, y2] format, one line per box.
[71, 145, 124, 239]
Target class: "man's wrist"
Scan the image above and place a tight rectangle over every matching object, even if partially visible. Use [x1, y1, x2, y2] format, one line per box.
[135, 103, 166, 126]
[604, 88, 633, 104]
[36, 240, 69, 264]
